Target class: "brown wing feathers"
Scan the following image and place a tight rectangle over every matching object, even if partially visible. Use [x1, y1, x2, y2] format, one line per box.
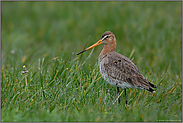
[105, 52, 157, 92]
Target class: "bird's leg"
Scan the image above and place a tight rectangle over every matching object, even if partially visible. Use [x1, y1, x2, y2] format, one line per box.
[117, 87, 121, 103]
[124, 89, 128, 106]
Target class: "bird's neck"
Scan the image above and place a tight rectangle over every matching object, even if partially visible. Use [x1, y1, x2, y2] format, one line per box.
[100, 42, 116, 56]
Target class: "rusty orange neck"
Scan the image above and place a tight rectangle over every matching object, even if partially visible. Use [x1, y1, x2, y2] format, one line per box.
[100, 42, 116, 56]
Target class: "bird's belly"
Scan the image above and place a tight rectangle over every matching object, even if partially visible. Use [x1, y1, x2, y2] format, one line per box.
[103, 75, 133, 88]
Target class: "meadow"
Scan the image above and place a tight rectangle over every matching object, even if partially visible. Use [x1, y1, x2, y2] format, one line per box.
[1, 1, 182, 122]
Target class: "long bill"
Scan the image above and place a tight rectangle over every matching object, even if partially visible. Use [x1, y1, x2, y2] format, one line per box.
[77, 40, 103, 55]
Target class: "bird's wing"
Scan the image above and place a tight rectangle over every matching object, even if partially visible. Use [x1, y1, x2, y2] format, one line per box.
[102, 52, 156, 90]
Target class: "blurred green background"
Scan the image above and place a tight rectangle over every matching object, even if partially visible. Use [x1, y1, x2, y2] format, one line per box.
[1, 1, 182, 122]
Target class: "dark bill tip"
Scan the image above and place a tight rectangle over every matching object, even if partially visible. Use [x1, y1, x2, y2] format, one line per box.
[77, 49, 86, 55]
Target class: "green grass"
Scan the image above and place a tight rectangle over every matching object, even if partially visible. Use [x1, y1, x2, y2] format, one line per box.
[1, 1, 182, 122]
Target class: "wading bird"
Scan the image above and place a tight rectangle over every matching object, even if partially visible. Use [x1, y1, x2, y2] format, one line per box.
[77, 31, 157, 105]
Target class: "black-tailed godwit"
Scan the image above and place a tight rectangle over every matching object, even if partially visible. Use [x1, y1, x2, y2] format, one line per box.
[77, 31, 157, 105]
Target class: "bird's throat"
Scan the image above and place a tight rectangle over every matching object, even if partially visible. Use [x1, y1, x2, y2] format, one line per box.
[100, 42, 116, 56]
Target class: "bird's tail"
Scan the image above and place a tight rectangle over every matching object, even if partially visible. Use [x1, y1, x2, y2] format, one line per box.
[147, 82, 157, 93]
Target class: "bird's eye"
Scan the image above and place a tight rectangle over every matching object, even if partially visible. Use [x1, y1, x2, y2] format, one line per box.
[104, 35, 110, 39]
[101, 35, 110, 41]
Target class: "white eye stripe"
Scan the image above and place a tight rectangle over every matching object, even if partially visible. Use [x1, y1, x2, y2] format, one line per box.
[101, 35, 110, 41]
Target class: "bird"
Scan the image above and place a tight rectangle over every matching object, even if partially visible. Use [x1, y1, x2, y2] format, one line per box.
[77, 31, 157, 105]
